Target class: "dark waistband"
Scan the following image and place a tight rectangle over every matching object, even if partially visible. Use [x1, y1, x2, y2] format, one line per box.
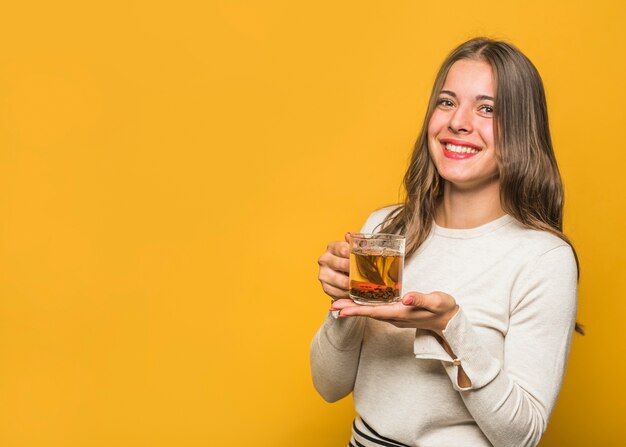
[351, 417, 411, 447]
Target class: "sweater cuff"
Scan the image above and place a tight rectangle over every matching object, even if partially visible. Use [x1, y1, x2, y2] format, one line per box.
[413, 329, 452, 362]
[441, 307, 501, 390]
[322, 312, 366, 351]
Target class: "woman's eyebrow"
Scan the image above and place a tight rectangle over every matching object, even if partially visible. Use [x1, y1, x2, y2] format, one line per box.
[439, 91, 494, 102]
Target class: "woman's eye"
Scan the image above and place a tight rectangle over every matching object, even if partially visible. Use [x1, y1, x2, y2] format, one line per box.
[437, 98, 454, 108]
[479, 105, 494, 114]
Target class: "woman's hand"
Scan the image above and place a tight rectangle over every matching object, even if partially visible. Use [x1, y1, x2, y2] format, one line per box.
[330, 292, 459, 336]
[317, 233, 351, 301]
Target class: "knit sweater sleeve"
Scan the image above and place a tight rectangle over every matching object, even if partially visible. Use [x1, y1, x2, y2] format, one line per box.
[309, 206, 398, 402]
[417, 244, 578, 447]
[310, 314, 367, 402]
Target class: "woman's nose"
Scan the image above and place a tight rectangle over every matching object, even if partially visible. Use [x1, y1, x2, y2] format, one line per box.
[448, 106, 473, 134]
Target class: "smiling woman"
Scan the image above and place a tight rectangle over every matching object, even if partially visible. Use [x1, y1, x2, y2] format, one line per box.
[312, 37, 581, 447]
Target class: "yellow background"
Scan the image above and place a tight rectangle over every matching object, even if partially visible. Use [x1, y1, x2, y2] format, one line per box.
[0, 0, 624, 445]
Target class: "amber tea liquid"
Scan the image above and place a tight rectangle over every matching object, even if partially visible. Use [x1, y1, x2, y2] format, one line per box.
[349, 248, 403, 305]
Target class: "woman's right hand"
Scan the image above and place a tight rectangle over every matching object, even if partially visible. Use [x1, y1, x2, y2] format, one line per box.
[317, 232, 351, 301]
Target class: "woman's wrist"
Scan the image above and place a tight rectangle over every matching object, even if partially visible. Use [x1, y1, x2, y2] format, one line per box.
[433, 304, 460, 337]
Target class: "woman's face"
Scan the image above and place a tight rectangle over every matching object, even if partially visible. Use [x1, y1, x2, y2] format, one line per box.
[428, 59, 498, 190]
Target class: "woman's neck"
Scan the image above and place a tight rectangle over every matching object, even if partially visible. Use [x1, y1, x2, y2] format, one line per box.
[435, 179, 505, 229]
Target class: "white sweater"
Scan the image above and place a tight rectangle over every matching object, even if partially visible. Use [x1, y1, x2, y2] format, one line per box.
[310, 207, 578, 447]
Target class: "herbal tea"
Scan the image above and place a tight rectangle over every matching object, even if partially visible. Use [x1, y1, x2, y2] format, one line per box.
[349, 247, 403, 305]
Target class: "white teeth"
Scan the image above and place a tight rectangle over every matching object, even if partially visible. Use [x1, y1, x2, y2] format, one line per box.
[444, 143, 480, 154]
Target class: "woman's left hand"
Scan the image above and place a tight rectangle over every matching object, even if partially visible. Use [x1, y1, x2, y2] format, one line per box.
[330, 292, 459, 336]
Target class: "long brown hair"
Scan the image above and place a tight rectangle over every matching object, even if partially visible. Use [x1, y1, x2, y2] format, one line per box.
[379, 37, 584, 334]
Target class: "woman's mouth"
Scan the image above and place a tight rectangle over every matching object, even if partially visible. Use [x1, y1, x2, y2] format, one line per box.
[441, 141, 481, 159]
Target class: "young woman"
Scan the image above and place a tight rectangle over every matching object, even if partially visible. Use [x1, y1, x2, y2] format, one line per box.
[311, 38, 580, 447]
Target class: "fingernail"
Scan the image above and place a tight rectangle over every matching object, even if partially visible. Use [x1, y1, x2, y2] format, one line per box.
[402, 295, 414, 305]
